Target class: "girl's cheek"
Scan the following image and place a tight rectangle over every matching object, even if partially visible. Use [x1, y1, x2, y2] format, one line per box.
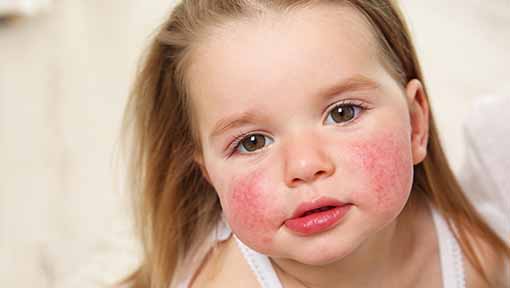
[222, 169, 283, 249]
[350, 130, 413, 214]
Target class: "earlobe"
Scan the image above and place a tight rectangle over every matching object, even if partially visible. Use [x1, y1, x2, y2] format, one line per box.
[406, 79, 430, 165]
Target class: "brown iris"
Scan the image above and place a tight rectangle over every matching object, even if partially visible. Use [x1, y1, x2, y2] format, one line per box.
[240, 134, 266, 152]
[330, 105, 356, 123]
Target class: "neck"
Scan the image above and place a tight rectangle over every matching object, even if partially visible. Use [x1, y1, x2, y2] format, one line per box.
[271, 192, 425, 288]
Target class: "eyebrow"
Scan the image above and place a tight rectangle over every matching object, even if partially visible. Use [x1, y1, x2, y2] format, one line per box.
[209, 74, 380, 141]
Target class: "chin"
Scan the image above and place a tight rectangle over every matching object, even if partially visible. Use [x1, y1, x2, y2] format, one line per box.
[301, 245, 359, 266]
[280, 232, 365, 266]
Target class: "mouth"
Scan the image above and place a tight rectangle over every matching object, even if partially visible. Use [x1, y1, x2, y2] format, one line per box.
[285, 197, 352, 236]
[300, 205, 337, 217]
[289, 197, 349, 219]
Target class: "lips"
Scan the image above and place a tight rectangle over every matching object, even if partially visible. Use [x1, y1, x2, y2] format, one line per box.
[285, 197, 352, 236]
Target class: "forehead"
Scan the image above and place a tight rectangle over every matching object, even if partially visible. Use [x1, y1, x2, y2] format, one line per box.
[187, 4, 383, 140]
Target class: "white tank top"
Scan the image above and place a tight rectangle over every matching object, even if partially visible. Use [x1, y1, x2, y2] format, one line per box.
[179, 204, 509, 287]
[232, 206, 465, 288]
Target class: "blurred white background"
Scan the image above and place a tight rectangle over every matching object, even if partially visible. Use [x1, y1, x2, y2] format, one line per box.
[0, 0, 509, 287]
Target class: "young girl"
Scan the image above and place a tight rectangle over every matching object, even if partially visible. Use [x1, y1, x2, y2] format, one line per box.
[120, 0, 510, 287]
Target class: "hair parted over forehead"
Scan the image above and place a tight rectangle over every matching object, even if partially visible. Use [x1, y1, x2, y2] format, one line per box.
[120, 1, 510, 287]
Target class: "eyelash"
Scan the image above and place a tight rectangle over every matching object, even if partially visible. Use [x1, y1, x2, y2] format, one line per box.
[226, 100, 369, 157]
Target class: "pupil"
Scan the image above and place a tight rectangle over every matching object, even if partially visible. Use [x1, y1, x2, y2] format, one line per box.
[242, 134, 265, 152]
[332, 105, 355, 123]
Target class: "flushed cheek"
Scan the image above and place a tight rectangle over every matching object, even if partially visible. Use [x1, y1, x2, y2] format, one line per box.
[222, 169, 285, 251]
[350, 131, 413, 215]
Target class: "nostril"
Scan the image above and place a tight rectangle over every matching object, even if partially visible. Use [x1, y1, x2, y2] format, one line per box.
[291, 169, 328, 185]
[313, 169, 330, 181]
[315, 170, 327, 177]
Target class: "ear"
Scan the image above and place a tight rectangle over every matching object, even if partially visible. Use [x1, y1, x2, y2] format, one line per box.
[194, 151, 212, 184]
[406, 79, 429, 165]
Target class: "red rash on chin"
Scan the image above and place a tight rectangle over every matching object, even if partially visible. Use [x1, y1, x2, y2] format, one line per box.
[350, 131, 413, 212]
[226, 169, 281, 247]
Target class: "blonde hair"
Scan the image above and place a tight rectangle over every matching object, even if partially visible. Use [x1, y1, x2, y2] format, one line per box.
[121, 1, 510, 287]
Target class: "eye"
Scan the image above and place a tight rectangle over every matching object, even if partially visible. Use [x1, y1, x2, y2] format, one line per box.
[234, 134, 274, 154]
[324, 103, 363, 125]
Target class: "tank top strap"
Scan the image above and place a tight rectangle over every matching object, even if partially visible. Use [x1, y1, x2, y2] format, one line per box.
[430, 206, 466, 288]
[234, 235, 283, 288]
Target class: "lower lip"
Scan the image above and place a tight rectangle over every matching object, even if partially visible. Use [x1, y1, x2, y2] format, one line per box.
[284, 205, 352, 236]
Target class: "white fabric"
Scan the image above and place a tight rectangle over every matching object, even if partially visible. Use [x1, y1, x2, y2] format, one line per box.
[234, 237, 283, 288]
[458, 93, 510, 240]
[457, 92, 510, 286]
[430, 207, 466, 288]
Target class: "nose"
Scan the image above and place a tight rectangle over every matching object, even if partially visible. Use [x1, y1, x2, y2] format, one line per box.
[283, 133, 336, 188]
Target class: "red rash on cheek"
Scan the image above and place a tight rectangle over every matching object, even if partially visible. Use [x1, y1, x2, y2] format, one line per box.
[350, 131, 413, 212]
[225, 170, 282, 247]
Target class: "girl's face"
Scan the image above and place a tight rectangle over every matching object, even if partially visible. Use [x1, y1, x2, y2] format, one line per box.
[188, 5, 427, 265]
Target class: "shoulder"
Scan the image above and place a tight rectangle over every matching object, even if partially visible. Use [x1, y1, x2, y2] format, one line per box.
[463, 228, 509, 288]
[190, 236, 259, 288]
